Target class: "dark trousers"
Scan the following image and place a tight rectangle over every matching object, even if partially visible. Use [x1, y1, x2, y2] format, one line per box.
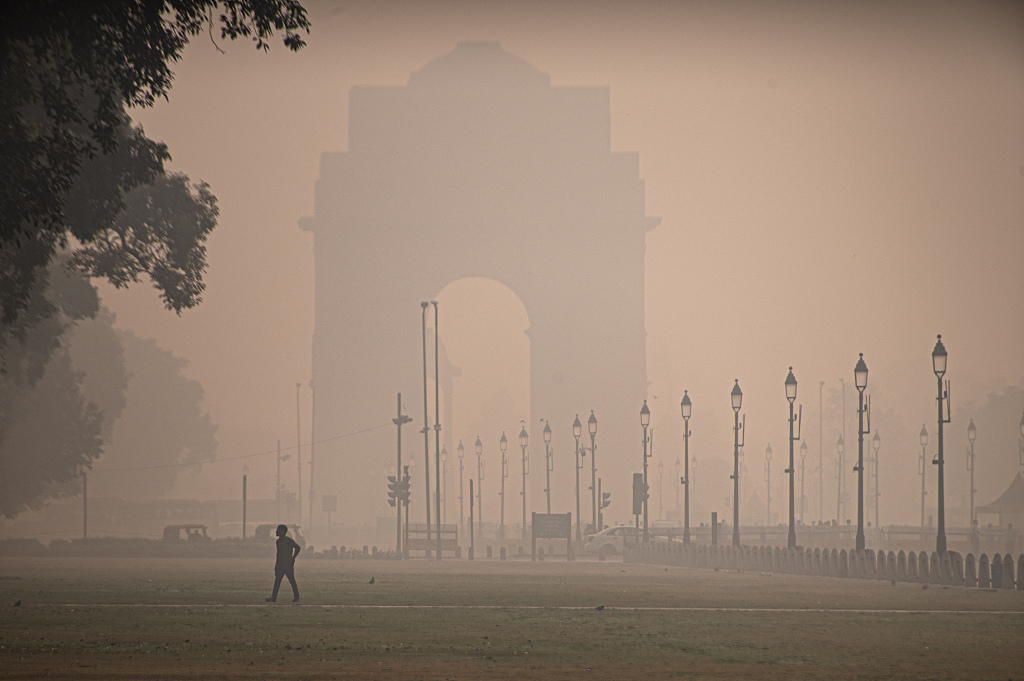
[270, 566, 299, 602]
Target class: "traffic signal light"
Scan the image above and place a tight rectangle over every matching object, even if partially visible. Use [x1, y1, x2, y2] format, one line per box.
[601, 491, 611, 509]
[632, 473, 646, 515]
[386, 475, 399, 507]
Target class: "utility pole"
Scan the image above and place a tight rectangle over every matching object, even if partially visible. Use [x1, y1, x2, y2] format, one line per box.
[296, 382, 302, 529]
[819, 380, 824, 523]
[420, 302, 432, 550]
[242, 466, 248, 540]
[433, 301, 442, 561]
[82, 472, 88, 540]
[309, 379, 316, 529]
[392, 393, 412, 558]
[276, 440, 281, 520]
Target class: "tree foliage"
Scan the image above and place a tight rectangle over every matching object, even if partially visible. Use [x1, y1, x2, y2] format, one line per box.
[0, 0, 309, 337]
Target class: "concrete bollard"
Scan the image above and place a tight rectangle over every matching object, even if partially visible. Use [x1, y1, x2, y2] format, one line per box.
[978, 554, 990, 588]
[965, 553, 977, 588]
[1001, 554, 1015, 590]
[991, 554, 1003, 589]
[499, 546, 506, 561]
[1018, 555, 1024, 591]
[487, 545, 493, 558]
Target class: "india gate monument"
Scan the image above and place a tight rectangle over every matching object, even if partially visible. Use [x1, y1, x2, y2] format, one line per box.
[300, 42, 658, 531]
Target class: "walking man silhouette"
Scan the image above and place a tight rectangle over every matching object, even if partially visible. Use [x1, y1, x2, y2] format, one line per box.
[266, 524, 301, 603]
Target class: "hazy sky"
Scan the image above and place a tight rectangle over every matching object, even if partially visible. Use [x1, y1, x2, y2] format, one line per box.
[94, 0, 1023, 527]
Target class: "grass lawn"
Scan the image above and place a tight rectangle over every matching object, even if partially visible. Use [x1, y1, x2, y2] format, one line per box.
[1, 556, 1022, 679]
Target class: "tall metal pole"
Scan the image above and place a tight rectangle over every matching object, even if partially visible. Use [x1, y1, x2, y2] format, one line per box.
[82, 472, 87, 540]
[433, 301, 442, 561]
[276, 439, 281, 520]
[309, 380, 316, 529]
[872, 431, 881, 530]
[589, 411, 598, 533]
[967, 421, 976, 526]
[420, 302, 432, 545]
[819, 381, 824, 523]
[933, 335, 949, 555]
[296, 382, 302, 529]
[499, 432, 508, 539]
[679, 391, 696, 544]
[764, 445, 772, 527]
[683, 394, 691, 545]
[476, 443, 483, 531]
[641, 400, 650, 543]
[731, 380, 743, 548]
[242, 470, 248, 540]
[393, 394, 411, 559]
[800, 441, 807, 524]
[573, 415, 582, 541]
[543, 420, 552, 514]
[520, 425, 529, 540]
[457, 445, 464, 539]
[469, 478, 474, 560]
[658, 458, 663, 521]
[840, 378, 846, 524]
[785, 368, 800, 549]
[920, 426, 928, 527]
[855, 354, 869, 553]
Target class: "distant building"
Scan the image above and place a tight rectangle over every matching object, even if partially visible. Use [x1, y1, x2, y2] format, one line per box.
[976, 471, 1024, 528]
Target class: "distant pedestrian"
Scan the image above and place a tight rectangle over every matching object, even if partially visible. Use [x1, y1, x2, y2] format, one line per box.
[266, 524, 301, 603]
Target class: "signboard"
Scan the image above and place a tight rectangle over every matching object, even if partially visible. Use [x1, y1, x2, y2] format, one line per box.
[531, 512, 573, 561]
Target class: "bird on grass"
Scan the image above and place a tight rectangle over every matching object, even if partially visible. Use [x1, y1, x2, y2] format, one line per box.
[13, 599, 21, 607]
[594, 605, 605, 611]
[368, 577, 375, 584]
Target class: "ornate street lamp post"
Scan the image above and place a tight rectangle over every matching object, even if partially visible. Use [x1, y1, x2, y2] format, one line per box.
[853, 354, 870, 552]
[784, 368, 802, 548]
[499, 432, 508, 539]
[872, 430, 880, 529]
[731, 380, 745, 547]
[966, 420, 976, 526]
[680, 391, 692, 544]
[588, 411, 598, 533]
[919, 425, 928, 527]
[764, 443, 772, 527]
[932, 335, 950, 554]
[519, 425, 530, 540]
[573, 415, 583, 541]
[475, 436, 484, 533]
[641, 400, 651, 542]
[673, 457, 681, 515]
[542, 420, 553, 513]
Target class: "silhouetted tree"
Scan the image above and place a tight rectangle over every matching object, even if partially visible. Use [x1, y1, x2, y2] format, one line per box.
[73, 324, 218, 499]
[0, 0, 309, 350]
[0, 260, 104, 517]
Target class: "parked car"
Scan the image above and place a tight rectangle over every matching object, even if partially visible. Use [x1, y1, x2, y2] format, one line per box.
[584, 525, 640, 555]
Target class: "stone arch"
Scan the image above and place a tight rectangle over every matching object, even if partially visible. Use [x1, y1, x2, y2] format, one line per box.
[303, 42, 656, 525]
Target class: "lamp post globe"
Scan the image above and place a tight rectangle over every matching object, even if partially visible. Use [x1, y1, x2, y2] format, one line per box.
[932, 335, 947, 377]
